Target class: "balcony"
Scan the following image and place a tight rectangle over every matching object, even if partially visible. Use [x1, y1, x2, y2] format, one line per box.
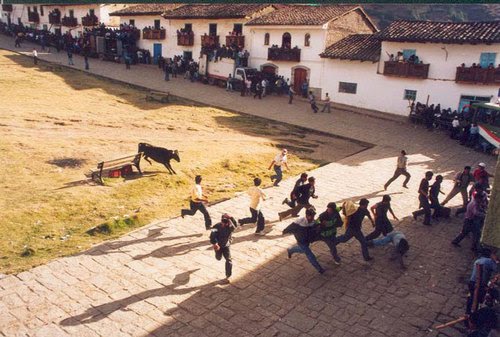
[226, 35, 244, 48]
[28, 12, 40, 23]
[48, 12, 61, 24]
[267, 47, 301, 62]
[201, 35, 219, 48]
[2, 4, 13, 11]
[383, 61, 429, 79]
[62, 16, 78, 27]
[81, 15, 98, 27]
[143, 29, 166, 40]
[456, 67, 500, 85]
[177, 33, 194, 46]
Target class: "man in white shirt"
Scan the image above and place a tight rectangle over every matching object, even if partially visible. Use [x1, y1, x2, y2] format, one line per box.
[181, 175, 212, 229]
[261, 79, 267, 97]
[238, 178, 267, 235]
[321, 93, 331, 113]
[32, 48, 38, 65]
[384, 150, 411, 190]
[269, 148, 289, 187]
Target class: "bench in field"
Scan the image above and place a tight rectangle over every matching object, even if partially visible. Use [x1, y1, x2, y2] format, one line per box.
[86, 153, 142, 185]
[145, 91, 170, 103]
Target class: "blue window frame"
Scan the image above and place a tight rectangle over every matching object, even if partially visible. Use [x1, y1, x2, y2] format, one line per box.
[480, 52, 496, 68]
[402, 49, 416, 61]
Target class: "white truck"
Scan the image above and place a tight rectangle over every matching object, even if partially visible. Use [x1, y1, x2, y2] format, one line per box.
[198, 54, 257, 90]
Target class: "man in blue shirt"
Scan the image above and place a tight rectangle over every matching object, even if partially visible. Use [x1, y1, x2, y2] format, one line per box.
[368, 230, 409, 269]
[466, 247, 498, 314]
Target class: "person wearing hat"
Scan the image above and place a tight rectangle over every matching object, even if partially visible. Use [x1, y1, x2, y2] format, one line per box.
[210, 214, 238, 282]
[285, 208, 326, 274]
[238, 177, 267, 235]
[311, 202, 343, 264]
[269, 148, 289, 187]
[473, 163, 493, 193]
[278, 176, 317, 220]
[366, 195, 398, 241]
[441, 166, 474, 211]
[336, 198, 374, 262]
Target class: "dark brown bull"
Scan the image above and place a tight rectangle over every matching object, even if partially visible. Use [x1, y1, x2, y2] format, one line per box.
[138, 143, 180, 174]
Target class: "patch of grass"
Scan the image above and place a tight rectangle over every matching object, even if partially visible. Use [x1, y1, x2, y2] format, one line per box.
[86, 215, 142, 236]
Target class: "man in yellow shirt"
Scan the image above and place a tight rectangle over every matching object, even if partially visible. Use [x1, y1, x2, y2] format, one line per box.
[238, 178, 267, 235]
[181, 175, 212, 229]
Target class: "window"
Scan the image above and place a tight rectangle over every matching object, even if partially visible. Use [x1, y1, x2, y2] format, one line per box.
[69, 10, 74, 18]
[33, 6, 38, 13]
[40, 6, 44, 16]
[154, 19, 160, 30]
[402, 49, 416, 61]
[404, 89, 417, 101]
[338, 82, 357, 94]
[304, 33, 310, 47]
[264, 33, 270, 46]
[184, 23, 192, 32]
[129, 19, 135, 26]
[233, 23, 242, 35]
[183, 51, 192, 61]
[480, 52, 497, 68]
[209, 23, 217, 36]
[89, 9, 95, 17]
[282, 32, 291, 48]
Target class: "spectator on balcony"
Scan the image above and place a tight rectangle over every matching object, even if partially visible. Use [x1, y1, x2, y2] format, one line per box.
[460, 63, 466, 68]
[386, 52, 394, 61]
[396, 51, 404, 62]
[488, 63, 494, 69]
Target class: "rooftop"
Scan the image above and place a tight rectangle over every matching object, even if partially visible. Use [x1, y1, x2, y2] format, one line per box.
[376, 20, 500, 44]
[245, 4, 360, 26]
[320, 34, 381, 62]
[109, 4, 181, 17]
[162, 4, 273, 19]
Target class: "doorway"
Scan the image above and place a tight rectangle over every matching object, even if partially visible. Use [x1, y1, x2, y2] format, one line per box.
[183, 51, 192, 61]
[209, 23, 217, 36]
[153, 43, 162, 64]
[293, 68, 308, 93]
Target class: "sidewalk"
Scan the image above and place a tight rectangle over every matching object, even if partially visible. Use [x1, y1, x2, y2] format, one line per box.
[0, 35, 497, 337]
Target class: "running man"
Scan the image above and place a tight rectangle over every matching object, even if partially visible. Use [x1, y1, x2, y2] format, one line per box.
[269, 148, 289, 187]
[210, 214, 238, 282]
[238, 178, 267, 235]
[384, 150, 411, 190]
[181, 175, 212, 230]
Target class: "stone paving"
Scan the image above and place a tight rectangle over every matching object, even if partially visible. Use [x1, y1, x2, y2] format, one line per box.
[0, 36, 498, 337]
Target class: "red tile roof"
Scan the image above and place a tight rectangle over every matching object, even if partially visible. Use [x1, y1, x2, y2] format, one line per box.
[245, 5, 359, 26]
[110, 4, 181, 17]
[377, 20, 500, 44]
[163, 4, 273, 19]
[320, 34, 380, 62]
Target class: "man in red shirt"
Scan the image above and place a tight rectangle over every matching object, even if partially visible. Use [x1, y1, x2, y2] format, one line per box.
[473, 163, 493, 192]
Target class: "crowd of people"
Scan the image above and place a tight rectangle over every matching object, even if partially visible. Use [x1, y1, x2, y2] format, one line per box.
[387, 50, 423, 64]
[409, 101, 498, 155]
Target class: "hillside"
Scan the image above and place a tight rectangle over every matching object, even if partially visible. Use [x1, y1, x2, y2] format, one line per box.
[363, 4, 500, 29]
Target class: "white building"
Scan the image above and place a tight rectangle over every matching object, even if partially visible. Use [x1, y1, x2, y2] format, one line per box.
[245, 5, 378, 96]
[321, 20, 500, 116]
[110, 4, 276, 63]
[4, 3, 130, 35]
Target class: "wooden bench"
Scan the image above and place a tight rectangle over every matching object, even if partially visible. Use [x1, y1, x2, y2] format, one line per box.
[146, 91, 170, 103]
[86, 153, 142, 185]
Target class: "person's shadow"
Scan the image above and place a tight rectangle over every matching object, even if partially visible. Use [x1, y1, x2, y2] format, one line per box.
[59, 269, 223, 326]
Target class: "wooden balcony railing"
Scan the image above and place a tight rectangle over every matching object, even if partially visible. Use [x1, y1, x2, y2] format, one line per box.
[226, 35, 244, 47]
[383, 61, 429, 79]
[177, 33, 194, 46]
[143, 29, 166, 40]
[61, 16, 78, 27]
[267, 47, 301, 62]
[455, 67, 500, 85]
[48, 12, 61, 24]
[201, 35, 219, 48]
[2, 4, 13, 11]
[81, 15, 98, 27]
[28, 12, 40, 23]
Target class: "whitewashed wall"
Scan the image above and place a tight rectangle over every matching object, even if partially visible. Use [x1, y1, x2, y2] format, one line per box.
[247, 26, 326, 91]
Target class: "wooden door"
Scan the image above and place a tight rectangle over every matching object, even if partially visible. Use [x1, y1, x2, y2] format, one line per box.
[293, 68, 307, 93]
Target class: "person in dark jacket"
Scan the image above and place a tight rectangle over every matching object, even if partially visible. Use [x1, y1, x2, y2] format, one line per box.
[365, 195, 397, 241]
[210, 214, 238, 282]
[282, 172, 308, 208]
[429, 175, 445, 219]
[284, 208, 325, 274]
[412, 171, 433, 226]
[278, 177, 317, 220]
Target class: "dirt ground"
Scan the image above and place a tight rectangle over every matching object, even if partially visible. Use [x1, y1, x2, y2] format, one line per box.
[0, 49, 367, 274]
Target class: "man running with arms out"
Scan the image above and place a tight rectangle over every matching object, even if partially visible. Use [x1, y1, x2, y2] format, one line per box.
[181, 175, 212, 230]
[365, 195, 397, 241]
[384, 150, 411, 190]
[269, 148, 289, 187]
[441, 166, 474, 211]
[210, 214, 238, 283]
[238, 178, 267, 235]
